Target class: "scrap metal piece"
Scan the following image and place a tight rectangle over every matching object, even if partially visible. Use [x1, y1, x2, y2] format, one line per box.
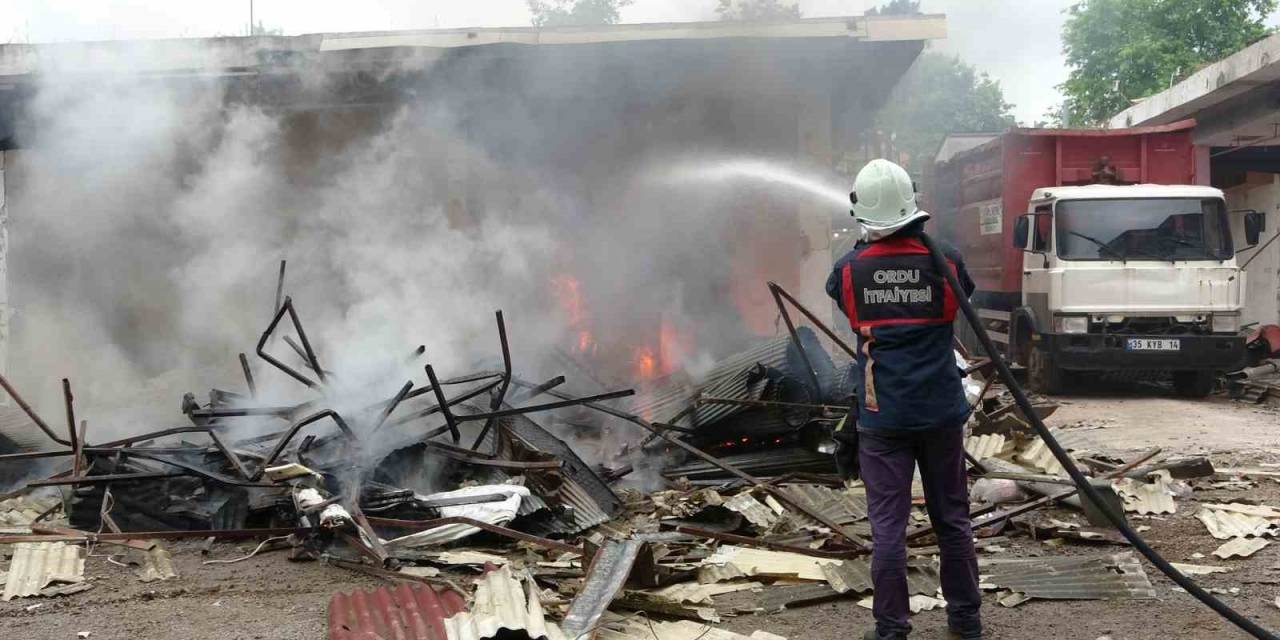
[1112, 471, 1176, 515]
[1168, 563, 1232, 575]
[722, 493, 778, 530]
[132, 544, 178, 583]
[702, 545, 835, 581]
[0, 494, 62, 527]
[329, 582, 466, 640]
[981, 553, 1156, 601]
[857, 594, 947, 613]
[1214, 538, 1271, 560]
[599, 616, 786, 640]
[443, 565, 565, 640]
[1196, 508, 1276, 540]
[384, 486, 528, 549]
[2, 542, 85, 600]
[561, 539, 644, 639]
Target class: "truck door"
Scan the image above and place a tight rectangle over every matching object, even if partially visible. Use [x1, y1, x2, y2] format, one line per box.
[1022, 205, 1054, 336]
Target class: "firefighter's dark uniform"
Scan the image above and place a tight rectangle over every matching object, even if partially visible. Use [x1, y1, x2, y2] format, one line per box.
[826, 225, 983, 639]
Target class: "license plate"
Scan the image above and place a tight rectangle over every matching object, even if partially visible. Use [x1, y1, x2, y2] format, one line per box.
[1126, 338, 1181, 351]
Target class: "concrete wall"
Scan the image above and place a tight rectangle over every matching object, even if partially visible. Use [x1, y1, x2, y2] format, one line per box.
[1225, 173, 1280, 328]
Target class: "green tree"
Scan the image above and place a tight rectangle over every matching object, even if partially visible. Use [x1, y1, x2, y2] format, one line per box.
[528, 0, 632, 27]
[1060, 0, 1277, 126]
[715, 0, 801, 21]
[865, 0, 921, 15]
[875, 53, 1017, 171]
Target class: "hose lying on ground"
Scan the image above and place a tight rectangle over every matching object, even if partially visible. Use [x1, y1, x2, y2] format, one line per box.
[918, 231, 1278, 640]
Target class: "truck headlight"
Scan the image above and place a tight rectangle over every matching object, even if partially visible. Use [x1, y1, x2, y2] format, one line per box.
[1211, 314, 1240, 334]
[1055, 315, 1089, 334]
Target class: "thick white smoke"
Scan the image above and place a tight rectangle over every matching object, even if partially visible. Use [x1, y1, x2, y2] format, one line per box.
[4, 39, 838, 463]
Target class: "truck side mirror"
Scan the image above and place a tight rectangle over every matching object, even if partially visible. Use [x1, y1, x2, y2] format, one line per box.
[1244, 210, 1266, 247]
[1012, 215, 1030, 250]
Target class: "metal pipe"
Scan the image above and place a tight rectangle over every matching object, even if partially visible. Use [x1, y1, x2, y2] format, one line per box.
[472, 310, 513, 451]
[372, 380, 414, 433]
[511, 376, 566, 403]
[252, 410, 359, 479]
[767, 282, 859, 359]
[239, 353, 257, 398]
[767, 283, 823, 395]
[273, 259, 286, 315]
[368, 515, 580, 555]
[423, 365, 461, 443]
[256, 298, 319, 389]
[451, 389, 636, 423]
[63, 380, 79, 463]
[285, 300, 326, 385]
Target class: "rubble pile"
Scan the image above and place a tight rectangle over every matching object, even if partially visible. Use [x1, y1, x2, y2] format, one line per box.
[2, 281, 1279, 639]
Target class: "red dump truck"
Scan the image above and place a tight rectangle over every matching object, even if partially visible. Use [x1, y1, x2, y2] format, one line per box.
[931, 121, 1266, 396]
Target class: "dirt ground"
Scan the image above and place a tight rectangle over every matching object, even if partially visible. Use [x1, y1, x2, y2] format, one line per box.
[3, 387, 1280, 640]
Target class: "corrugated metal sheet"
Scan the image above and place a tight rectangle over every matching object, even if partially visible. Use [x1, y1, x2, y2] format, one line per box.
[722, 493, 778, 530]
[775, 484, 867, 530]
[1196, 508, 1276, 540]
[1201, 503, 1280, 519]
[561, 539, 643, 639]
[1, 542, 85, 601]
[1113, 472, 1176, 515]
[443, 565, 565, 640]
[1016, 428, 1098, 475]
[1213, 538, 1271, 559]
[329, 582, 467, 640]
[981, 553, 1156, 600]
[0, 405, 46, 452]
[965, 434, 1009, 461]
[819, 559, 938, 596]
[630, 336, 792, 426]
[663, 448, 833, 481]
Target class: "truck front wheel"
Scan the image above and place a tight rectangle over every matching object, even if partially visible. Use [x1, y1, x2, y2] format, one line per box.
[1028, 346, 1065, 395]
[1172, 370, 1216, 398]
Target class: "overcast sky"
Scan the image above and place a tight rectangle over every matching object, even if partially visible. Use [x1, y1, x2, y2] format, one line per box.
[4, 1, 1280, 123]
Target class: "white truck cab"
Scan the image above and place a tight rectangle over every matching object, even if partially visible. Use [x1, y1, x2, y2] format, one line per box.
[1011, 184, 1263, 396]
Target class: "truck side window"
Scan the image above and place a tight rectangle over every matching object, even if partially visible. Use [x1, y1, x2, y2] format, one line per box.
[1032, 207, 1052, 252]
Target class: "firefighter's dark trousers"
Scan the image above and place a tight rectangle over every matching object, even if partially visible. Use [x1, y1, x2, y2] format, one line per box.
[859, 424, 982, 638]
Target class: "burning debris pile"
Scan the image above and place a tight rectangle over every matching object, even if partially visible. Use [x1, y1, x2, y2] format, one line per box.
[1, 277, 1278, 639]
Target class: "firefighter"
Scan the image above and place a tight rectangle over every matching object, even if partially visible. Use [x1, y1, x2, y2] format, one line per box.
[826, 159, 982, 640]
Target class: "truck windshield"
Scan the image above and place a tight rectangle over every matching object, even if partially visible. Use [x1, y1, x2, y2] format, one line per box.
[1055, 198, 1233, 261]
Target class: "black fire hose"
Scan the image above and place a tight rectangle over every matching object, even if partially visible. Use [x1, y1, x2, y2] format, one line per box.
[918, 231, 1278, 640]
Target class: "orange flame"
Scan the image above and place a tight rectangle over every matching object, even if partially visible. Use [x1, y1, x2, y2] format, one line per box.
[633, 346, 658, 380]
[550, 274, 585, 327]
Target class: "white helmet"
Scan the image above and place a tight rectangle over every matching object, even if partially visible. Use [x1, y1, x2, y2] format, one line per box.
[850, 159, 930, 239]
